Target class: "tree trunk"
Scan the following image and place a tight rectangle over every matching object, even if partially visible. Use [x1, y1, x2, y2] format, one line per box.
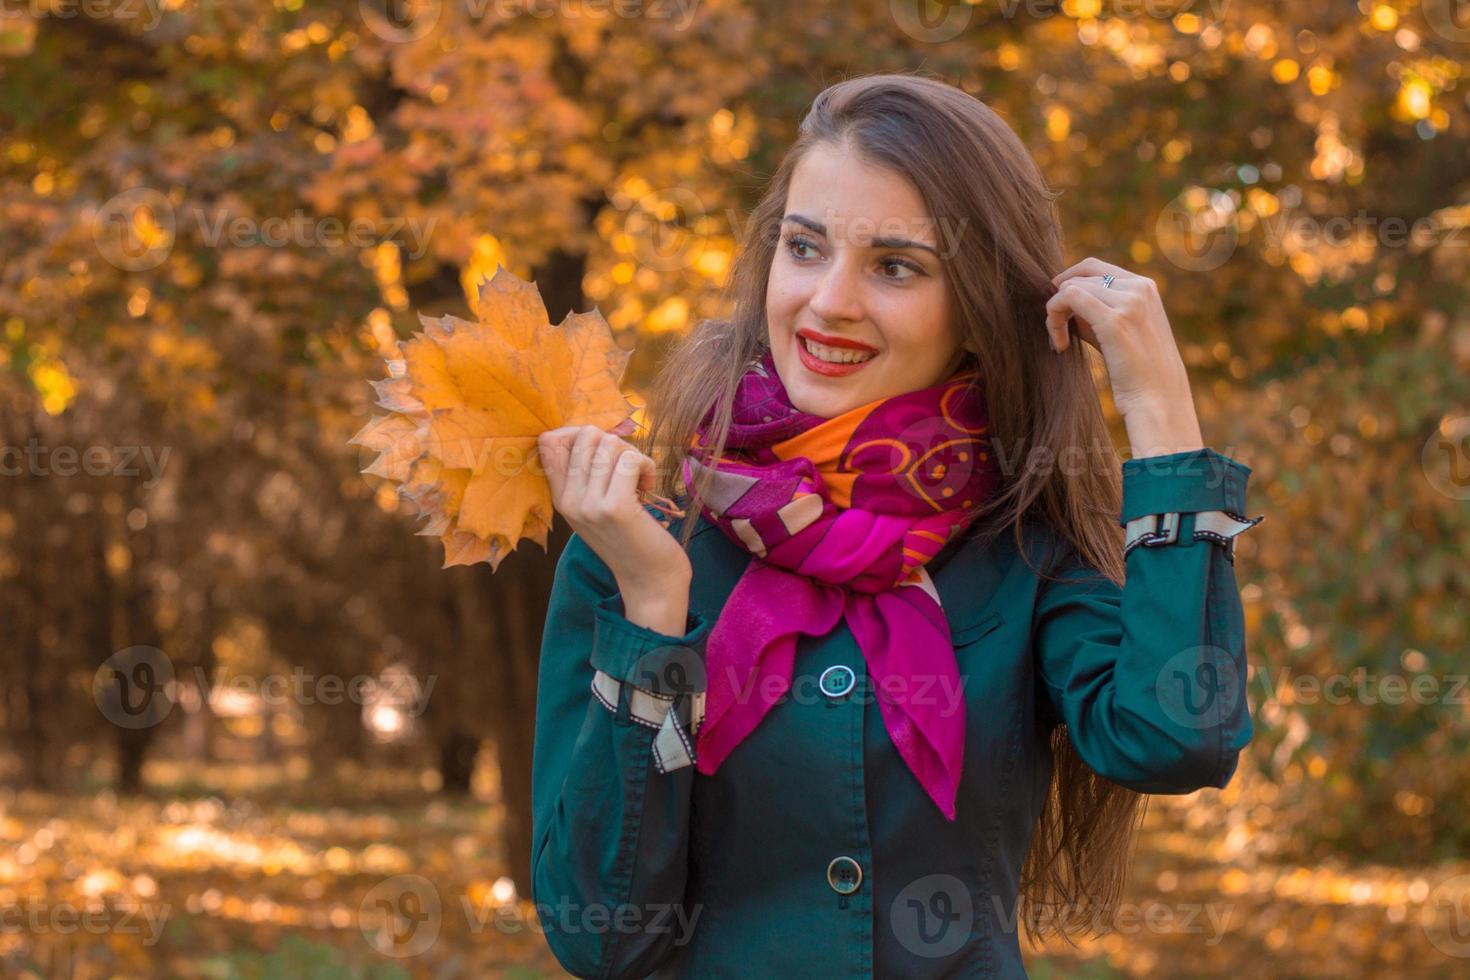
[437, 727, 480, 795]
[486, 250, 590, 894]
[410, 246, 590, 893]
[116, 727, 150, 795]
[114, 575, 162, 796]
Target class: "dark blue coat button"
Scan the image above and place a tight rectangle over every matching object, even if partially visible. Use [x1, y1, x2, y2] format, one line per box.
[827, 855, 863, 894]
[818, 664, 856, 699]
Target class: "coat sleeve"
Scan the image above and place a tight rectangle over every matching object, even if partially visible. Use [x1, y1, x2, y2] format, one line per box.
[1032, 447, 1263, 794]
[530, 527, 712, 980]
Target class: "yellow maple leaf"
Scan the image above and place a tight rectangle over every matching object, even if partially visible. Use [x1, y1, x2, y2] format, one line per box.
[350, 264, 640, 571]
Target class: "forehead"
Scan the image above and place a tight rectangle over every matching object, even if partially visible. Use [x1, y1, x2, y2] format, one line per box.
[786, 142, 937, 247]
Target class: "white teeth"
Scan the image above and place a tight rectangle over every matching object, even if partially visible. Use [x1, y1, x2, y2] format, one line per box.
[801, 336, 875, 364]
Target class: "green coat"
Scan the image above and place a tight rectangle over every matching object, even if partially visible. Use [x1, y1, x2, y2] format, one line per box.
[530, 447, 1257, 978]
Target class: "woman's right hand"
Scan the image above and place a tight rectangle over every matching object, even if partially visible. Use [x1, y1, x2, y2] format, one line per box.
[537, 425, 693, 606]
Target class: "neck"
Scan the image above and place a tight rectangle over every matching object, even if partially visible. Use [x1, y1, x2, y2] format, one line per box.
[945, 349, 972, 379]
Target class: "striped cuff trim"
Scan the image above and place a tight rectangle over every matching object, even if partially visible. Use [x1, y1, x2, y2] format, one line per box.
[1123, 509, 1265, 561]
[590, 670, 705, 773]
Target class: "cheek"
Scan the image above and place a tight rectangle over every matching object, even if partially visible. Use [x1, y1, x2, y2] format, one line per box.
[879, 288, 955, 359]
[765, 270, 802, 327]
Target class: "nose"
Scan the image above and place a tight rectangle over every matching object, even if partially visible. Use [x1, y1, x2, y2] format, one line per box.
[805, 254, 865, 324]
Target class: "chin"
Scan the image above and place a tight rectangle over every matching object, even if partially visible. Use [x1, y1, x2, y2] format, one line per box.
[790, 380, 865, 419]
[772, 351, 866, 418]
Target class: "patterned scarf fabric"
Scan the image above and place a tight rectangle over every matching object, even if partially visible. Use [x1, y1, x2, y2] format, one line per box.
[680, 348, 1001, 821]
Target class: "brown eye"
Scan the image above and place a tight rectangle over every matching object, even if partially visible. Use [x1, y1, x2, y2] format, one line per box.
[784, 233, 817, 260]
[881, 256, 923, 280]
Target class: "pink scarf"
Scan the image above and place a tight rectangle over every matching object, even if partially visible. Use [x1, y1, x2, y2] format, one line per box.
[680, 349, 1000, 821]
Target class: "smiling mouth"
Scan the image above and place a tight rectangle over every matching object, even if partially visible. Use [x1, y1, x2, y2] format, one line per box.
[795, 333, 878, 377]
[798, 335, 877, 364]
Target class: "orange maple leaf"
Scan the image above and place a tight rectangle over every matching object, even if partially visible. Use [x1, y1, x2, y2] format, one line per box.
[350, 264, 643, 570]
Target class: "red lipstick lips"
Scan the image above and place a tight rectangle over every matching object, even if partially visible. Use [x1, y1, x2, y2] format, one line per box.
[796, 328, 879, 353]
[794, 329, 879, 377]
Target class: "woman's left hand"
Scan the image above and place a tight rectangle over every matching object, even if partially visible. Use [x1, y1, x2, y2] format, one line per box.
[1044, 257, 1204, 457]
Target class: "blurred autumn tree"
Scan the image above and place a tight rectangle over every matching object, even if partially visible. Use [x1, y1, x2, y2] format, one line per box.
[0, 0, 1467, 912]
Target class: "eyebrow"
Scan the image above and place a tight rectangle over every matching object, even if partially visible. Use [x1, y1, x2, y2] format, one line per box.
[783, 213, 940, 258]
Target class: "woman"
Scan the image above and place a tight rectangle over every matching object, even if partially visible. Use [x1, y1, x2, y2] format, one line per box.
[529, 73, 1262, 979]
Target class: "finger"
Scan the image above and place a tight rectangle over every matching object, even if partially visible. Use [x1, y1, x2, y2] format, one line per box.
[566, 425, 603, 505]
[1052, 256, 1133, 286]
[536, 428, 573, 502]
[594, 438, 639, 497]
[1053, 256, 1131, 285]
[585, 433, 620, 499]
[537, 424, 578, 466]
[606, 448, 654, 507]
[608, 441, 657, 498]
[1045, 281, 1117, 352]
[1059, 274, 1151, 307]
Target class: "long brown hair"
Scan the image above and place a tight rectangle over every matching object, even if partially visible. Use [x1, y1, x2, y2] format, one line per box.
[639, 71, 1143, 945]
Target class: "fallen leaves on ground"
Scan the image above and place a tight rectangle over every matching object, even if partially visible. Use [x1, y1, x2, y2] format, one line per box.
[0, 760, 1465, 979]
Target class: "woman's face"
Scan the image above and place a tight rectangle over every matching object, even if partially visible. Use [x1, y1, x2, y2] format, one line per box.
[766, 139, 971, 419]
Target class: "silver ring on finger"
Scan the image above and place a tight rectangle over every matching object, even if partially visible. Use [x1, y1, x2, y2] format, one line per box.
[1101, 274, 1116, 289]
